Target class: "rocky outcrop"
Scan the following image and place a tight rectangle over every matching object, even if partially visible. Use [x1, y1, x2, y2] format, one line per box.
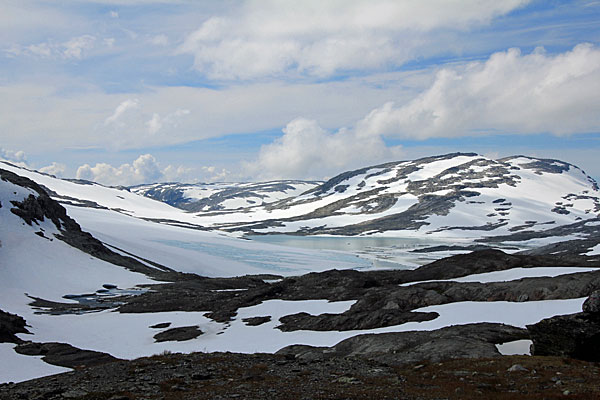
[527, 290, 600, 361]
[115, 250, 600, 333]
[0, 310, 30, 344]
[15, 342, 119, 369]
[278, 323, 528, 366]
[277, 310, 437, 331]
[153, 326, 203, 342]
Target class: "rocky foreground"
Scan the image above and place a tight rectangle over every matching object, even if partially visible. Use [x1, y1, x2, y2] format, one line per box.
[1, 350, 599, 399]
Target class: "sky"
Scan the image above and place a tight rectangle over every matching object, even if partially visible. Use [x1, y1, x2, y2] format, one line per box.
[1, 0, 600, 185]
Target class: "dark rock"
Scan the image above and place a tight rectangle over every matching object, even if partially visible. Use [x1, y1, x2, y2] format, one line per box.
[15, 342, 119, 368]
[582, 290, 600, 313]
[153, 326, 203, 342]
[0, 310, 30, 344]
[527, 313, 600, 361]
[278, 323, 528, 366]
[103, 284, 118, 290]
[277, 310, 437, 332]
[150, 322, 171, 329]
[242, 316, 271, 326]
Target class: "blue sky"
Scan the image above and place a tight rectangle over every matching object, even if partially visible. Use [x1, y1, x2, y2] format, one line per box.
[1, 0, 599, 185]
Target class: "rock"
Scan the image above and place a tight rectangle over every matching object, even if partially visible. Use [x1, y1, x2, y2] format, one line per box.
[507, 364, 528, 372]
[278, 323, 528, 367]
[15, 342, 119, 368]
[150, 322, 171, 329]
[62, 389, 88, 398]
[102, 284, 118, 290]
[153, 326, 203, 342]
[0, 310, 30, 344]
[242, 316, 271, 326]
[276, 309, 437, 332]
[582, 290, 600, 313]
[527, 312, 600, 361]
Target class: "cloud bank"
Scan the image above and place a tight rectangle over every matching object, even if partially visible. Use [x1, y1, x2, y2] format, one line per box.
[178, 0, 529, 79]
[357, 44, 600, 139]
[74, 154, 230, 186]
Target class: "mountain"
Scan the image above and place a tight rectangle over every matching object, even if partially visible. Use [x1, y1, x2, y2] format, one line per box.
[130, 180, 322, 212]
[2, 158, 600, 387]
[191, 153, 600, 239]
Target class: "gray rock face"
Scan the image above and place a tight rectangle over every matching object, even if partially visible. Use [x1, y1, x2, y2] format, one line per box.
[278, 323, 528, 366]
[153, 326, 203, 342]
[15, 341, 119, 368]
[582, 290, 600, 313]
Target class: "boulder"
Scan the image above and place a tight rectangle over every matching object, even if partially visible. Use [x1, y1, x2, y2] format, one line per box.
[582, 290, 600, 313]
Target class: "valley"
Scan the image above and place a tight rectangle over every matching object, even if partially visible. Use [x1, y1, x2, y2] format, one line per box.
[1, 153, 600, 398]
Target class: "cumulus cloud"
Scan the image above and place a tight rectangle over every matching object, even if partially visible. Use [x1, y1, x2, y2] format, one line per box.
[39, 162, 66, 177]
[76, 154, 164, 186]
[177, 0, 529, 79]
[245, 118, 403, 180]
[74, 154, 212, 186]
[357, 43, 600, 139]
[0, 148, 28, 166]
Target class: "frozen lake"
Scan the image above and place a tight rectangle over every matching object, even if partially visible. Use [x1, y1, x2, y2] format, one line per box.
[248, 234, 458, 269]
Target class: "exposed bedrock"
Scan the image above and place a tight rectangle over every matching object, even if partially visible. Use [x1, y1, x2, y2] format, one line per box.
[15, 342, 119, 369]
[527, 290, 600, 361]
[0, 310, 30, 344]
[278, 323, 528, 366]
[116, 250, 600, 333]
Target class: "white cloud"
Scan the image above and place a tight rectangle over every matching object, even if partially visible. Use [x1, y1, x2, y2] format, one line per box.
[177, 0, 529, 79]
[63, 34, 96, 59]
[145, 109, 190, 134]
[0, 69, 425, 153]
[149, 34, 169, 46]
[104, 38, 115, 48]
[245, 118, 403, 180]
[39, 162, 66, 177]
[73, 154, 231, 185]
[199, 166, 231, 182]
[6, 34, 98, 60]
[0, 148, 28, 167]
[357, 43, 600, 139]
[76, 154, 192, 186]
[104, 98, 140, 126]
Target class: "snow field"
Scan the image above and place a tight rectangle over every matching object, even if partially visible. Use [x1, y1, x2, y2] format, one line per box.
[400, 266, 600, 286]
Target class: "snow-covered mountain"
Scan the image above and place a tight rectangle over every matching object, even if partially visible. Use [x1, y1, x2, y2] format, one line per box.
[2, 157, 600, 385]
[193, 153, 600, 238]
[130, 180, 321, 212]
